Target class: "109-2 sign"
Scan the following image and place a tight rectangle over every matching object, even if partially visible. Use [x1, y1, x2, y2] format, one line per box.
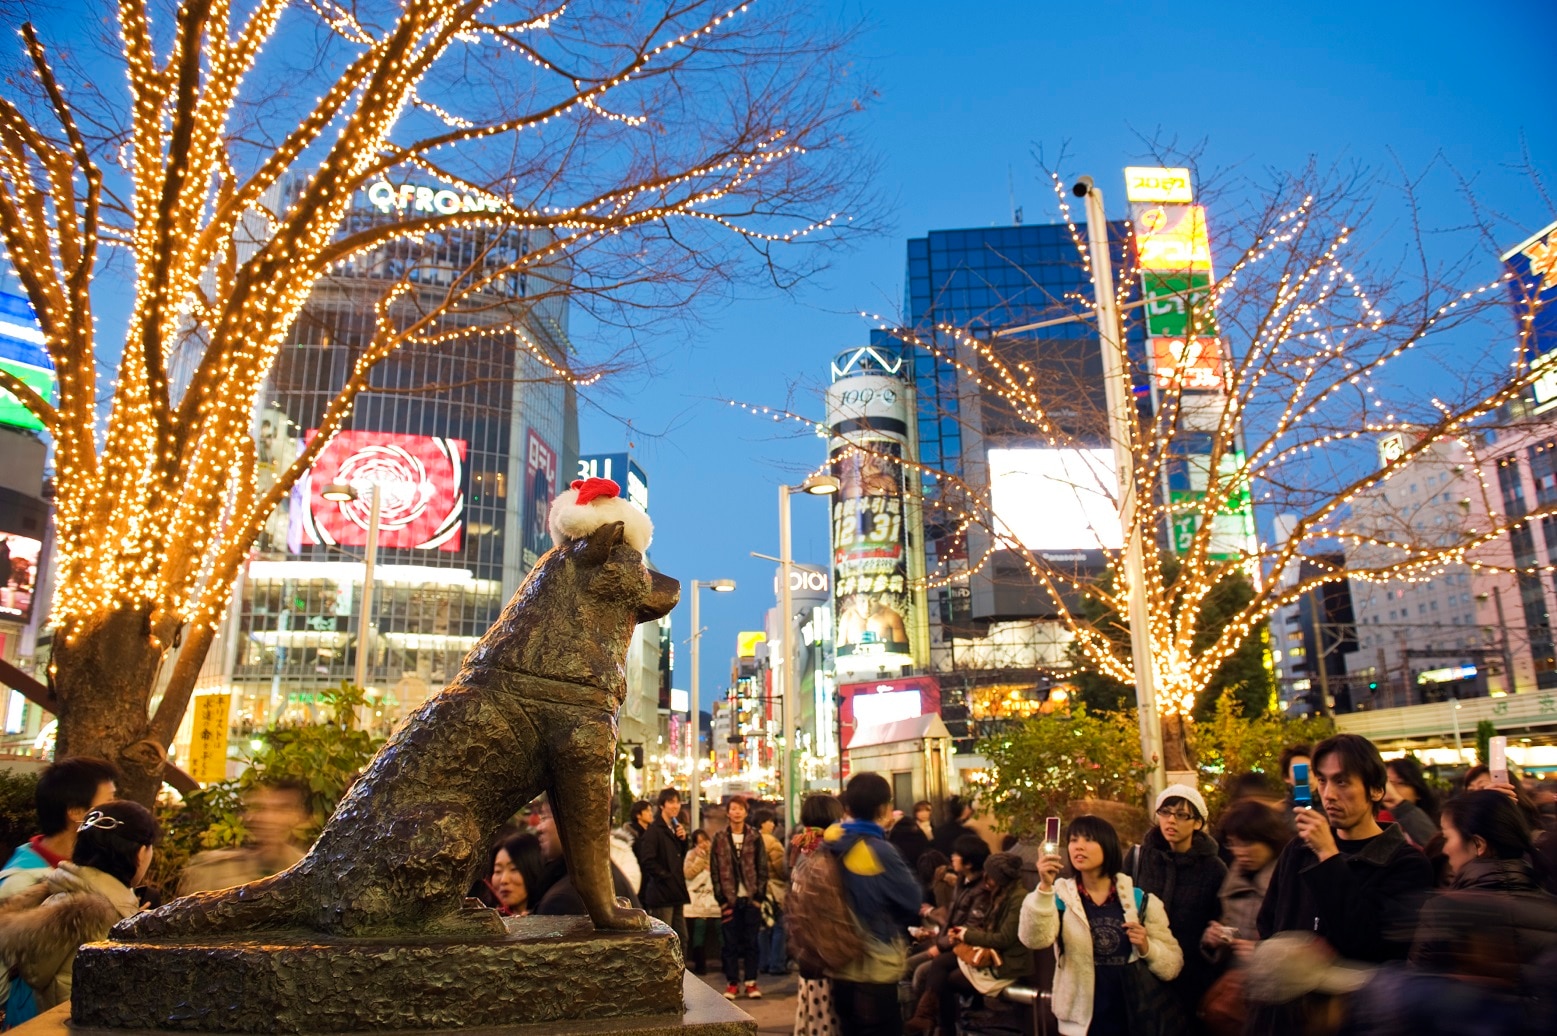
[1124, 166, 1193, 204]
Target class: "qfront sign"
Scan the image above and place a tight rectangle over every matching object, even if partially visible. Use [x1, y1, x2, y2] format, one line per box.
[364, 181, 505, 216]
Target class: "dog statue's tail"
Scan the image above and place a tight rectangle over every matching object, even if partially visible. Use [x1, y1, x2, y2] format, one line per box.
[112, 865, 306, 941]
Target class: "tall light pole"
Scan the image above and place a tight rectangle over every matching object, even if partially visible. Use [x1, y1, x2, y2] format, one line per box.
[322, 480, 383, 695]
[778, 473, 839, 831]
[688, 577, 736, 832]
[1073, 175, 1167, 797]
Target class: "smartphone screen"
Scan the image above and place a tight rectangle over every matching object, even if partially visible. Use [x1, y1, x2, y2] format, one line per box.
[1045, 816, 1061, 846]
[1490, 736, 1508, 786]
[1292, 762, 1311, 806]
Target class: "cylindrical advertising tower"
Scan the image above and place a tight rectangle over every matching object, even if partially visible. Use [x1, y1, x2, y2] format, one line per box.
[827, 346, 924, 681]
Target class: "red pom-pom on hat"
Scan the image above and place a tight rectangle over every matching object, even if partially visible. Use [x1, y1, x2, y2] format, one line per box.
[548, 475, 653, 554]
[571, 477, 620, 506]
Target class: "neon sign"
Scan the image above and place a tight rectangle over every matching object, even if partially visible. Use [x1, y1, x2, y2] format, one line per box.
[1134, 204, 1212, 272]
[1124, 166, 1194, 204]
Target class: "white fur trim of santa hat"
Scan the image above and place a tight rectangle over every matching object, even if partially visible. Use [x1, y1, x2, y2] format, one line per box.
[548, 477, 653, 554]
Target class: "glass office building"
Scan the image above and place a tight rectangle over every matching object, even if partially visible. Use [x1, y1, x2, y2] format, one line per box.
[894, 221, 1145, 737]
[207, 182, 579, 737]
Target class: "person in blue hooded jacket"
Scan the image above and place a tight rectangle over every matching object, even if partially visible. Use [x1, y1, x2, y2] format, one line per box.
[826, 771, 924, 1036]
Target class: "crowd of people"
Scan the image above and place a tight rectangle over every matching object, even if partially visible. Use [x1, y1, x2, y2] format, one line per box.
[0, 731, 1554, 1036]
[627, 733, 1557, 1036]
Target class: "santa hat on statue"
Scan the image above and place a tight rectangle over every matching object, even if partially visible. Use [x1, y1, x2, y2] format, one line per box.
[548, 477, 653, 554]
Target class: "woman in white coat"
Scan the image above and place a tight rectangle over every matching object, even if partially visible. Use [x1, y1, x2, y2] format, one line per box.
[1019, 815, 1183, 1036]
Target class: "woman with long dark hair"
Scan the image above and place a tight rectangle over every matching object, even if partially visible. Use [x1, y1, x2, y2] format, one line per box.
[1407, 790, 1557, 995]
[490, 832, 545, 916]
[684, 829, 723, 977]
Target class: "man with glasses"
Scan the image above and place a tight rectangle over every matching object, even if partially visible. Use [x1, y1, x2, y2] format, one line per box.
[1125, 783, 1228, 1021]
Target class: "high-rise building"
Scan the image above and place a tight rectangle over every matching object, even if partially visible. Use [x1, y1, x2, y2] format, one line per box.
[1344, 434, 1526, 705]
[897, 220, 1145, 739]
[188, 175, 579, 749]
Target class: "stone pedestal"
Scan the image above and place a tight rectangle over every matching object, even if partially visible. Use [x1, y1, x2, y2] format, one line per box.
[66, 917, 741, 1035]
[15, 976, 751, 1036]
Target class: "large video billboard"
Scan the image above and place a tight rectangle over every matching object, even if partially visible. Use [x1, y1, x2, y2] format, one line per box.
[828, 372, 916, 677]
[298, 430, 468, 551]
[987, 448, 1123, 554]
[0, 532, 41, 623]
[0, 292, 53, 432]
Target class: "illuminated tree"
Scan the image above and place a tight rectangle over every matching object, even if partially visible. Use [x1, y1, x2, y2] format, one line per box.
[0, 1, 869, 800]
[902, 165, 1551, 770]
[744, 160, 1549, 772]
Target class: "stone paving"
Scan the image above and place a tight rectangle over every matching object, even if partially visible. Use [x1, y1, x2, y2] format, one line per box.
[692, 970, 798, 1035]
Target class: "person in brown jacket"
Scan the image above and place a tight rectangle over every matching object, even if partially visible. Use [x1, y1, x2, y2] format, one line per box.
[710, 796, 768, 1000]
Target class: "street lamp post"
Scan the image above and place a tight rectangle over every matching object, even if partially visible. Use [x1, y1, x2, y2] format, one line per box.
[1073, 175, 1167, 797]
[778, 473, 839, 831]
[322, 480, 383, 695]
[688, 577, 736, 832]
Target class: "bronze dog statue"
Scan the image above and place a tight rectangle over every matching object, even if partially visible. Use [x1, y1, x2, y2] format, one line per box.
[115, 520, 678, 939]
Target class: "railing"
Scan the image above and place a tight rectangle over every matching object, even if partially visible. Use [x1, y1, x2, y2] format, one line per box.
[1335, 690, 1557, 744]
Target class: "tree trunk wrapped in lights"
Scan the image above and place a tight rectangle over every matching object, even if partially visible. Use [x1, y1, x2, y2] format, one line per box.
[0, 1, 872, 802]
[740, 160, 1547, 774]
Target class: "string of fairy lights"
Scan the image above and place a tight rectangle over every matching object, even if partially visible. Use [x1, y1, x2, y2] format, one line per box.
[731, 174, 1545, 719]
[0, 1, 849, 708]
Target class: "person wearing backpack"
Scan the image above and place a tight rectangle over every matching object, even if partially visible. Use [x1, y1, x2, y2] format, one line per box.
[826, 772, 923, 1036]
[787, 793, 845, 1036]
[1019, 814, 1184, 1036]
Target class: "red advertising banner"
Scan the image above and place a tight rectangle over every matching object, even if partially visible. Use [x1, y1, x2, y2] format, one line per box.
[301, 430, 467, 551]
[1150, 336, 1226, 392]
[837, 674, 943, 753]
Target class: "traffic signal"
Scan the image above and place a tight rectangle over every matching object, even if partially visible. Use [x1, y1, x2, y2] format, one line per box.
[631, 746, 644, 769]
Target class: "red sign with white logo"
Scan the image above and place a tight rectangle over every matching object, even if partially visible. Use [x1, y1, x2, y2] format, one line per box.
[838, 675, 942, 762]
[302, 430, 468, 551]
[1150, 336, 1225, 392]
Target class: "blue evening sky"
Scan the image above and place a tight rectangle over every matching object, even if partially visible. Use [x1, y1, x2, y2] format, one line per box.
[577, 0, 1557, 701]
[13, 1, 1555, 706]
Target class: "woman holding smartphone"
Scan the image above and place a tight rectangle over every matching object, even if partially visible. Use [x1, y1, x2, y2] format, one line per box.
[1018, 815, 1182, 1036]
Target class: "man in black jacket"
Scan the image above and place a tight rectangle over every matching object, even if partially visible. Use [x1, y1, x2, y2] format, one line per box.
[1252, 733, 1433, 1035]
[636, 787, 690, 948]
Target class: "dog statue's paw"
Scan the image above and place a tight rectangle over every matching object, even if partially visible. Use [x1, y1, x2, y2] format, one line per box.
[599, 905, 654, 932]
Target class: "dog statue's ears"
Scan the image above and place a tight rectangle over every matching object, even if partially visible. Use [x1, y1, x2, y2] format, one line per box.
[576, 520, 626, 567]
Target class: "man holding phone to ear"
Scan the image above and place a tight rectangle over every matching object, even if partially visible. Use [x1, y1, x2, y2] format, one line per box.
[1251, 734, 1433, 1035]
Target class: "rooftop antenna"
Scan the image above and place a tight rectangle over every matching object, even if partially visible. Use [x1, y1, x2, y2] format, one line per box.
[1008, 166, 1023, 225]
